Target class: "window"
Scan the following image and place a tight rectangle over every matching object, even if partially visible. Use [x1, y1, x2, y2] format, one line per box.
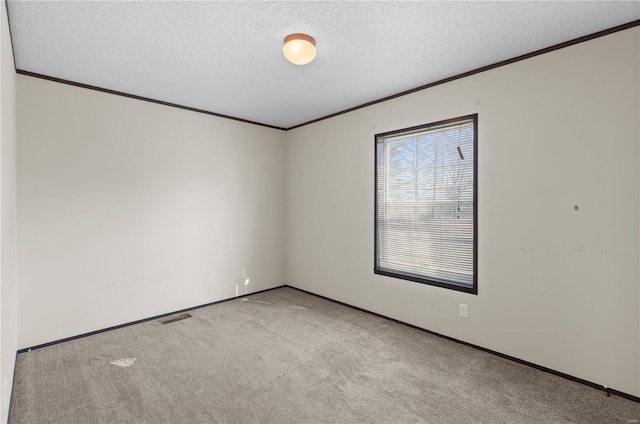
[374, 114, 477, 294]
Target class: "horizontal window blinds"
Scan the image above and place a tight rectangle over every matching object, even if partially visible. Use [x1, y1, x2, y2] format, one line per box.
[376, 117, 475, 288]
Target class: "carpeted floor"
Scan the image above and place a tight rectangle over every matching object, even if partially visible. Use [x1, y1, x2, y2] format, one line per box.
[9, 287, 640, 423]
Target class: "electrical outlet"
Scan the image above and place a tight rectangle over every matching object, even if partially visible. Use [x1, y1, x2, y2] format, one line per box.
[241, 269, 247, 279]
[459, 304, 468, 319]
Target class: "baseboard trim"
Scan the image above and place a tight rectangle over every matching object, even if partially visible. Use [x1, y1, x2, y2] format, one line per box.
[16, 285, 286, 353]
[284, 285, 640, 404]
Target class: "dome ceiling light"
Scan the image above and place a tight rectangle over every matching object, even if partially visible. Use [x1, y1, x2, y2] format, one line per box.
[283, 33, 316, 65]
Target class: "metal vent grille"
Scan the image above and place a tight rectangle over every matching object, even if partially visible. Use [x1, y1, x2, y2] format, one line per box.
[159, 313, 192, 324]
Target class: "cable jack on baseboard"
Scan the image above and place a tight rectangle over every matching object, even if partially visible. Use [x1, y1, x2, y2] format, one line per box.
[604, 385, 610, 397]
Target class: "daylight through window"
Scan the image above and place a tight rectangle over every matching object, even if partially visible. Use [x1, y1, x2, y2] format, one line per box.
[374, 115, 477, 294]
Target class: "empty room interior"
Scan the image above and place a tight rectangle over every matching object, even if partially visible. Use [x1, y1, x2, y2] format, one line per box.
[1, 1, 640, 423]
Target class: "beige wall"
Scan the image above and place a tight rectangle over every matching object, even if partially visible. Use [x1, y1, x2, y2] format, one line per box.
[286, 28, 640, 396]
[0, 1, 18, 422]
[17, 76, 287, 348]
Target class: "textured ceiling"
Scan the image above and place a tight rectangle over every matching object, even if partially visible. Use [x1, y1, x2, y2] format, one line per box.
[7, 1, 640, 129]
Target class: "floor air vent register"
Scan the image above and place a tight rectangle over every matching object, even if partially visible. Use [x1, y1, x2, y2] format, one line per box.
[159, 313, 192, 324]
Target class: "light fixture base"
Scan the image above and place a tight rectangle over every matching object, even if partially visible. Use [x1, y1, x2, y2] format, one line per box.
[284, 33, 316, 46]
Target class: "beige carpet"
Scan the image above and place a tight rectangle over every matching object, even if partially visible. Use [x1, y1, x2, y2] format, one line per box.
[9, 287, 640, 423]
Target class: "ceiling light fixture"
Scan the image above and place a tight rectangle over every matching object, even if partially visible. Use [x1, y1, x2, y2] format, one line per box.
[283, 33, 316, 65]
